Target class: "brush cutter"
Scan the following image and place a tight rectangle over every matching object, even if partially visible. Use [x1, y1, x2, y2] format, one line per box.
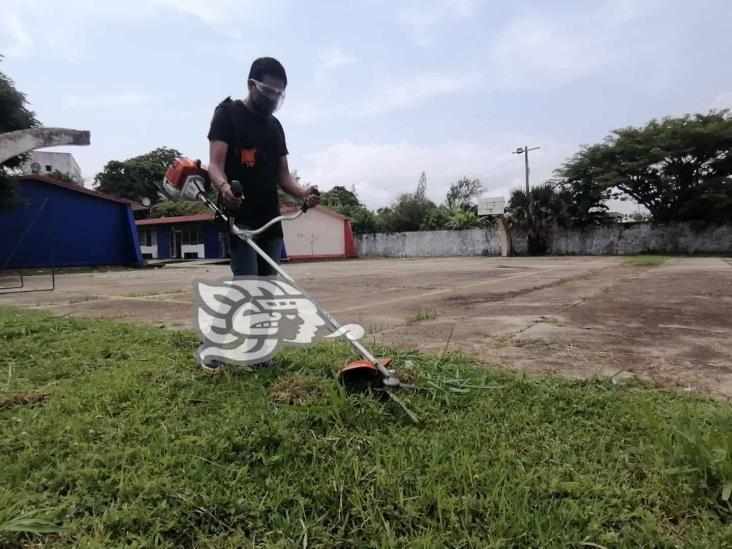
[160, 158, 411, 391]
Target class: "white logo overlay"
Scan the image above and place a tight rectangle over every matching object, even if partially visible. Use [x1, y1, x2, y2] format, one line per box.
[193, 278, 365, 366]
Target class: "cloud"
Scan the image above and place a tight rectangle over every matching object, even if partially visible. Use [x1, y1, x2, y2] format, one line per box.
[490, 0, 657, 91]
[63, 92, 152, 110]
[359, 73, 480, 117]
[283, 71, 480, 124]
[0, 13, 32, 57]
[711, 92, 732, 111]
[398, 0, 479, 47]
[294, 136, 575, 209]
[492, 17, 607, 91]
[319, 48, 356, 70]
[0, 0, 270, 60]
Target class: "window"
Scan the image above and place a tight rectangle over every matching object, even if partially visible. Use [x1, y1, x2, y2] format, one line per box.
[138, 228, 155, 247]
[180, 224, 202, 245]
[45, 165, 52, 172]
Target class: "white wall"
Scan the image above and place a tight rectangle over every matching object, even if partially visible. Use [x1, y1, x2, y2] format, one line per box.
[282, 210, 345, 257]
[357, 228, 502, 257]
[21, 151, 83, 184]
[181, 244, 205, 259]
[140, 245, 158, 259]
[513, 222, 732, 255]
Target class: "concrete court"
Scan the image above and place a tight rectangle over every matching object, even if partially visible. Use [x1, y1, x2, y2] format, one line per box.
[2, 256, 731, 398]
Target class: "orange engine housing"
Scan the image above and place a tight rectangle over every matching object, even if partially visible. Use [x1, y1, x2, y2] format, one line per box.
[164, 158, 208, 190]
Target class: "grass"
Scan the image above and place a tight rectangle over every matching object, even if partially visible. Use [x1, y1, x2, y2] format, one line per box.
[1, 306, 731, 547]
[624, 255, 670, 266]
[405, 309, 438, 325]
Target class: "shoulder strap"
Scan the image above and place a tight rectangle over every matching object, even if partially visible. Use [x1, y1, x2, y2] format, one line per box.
[217, 96, 246, 140]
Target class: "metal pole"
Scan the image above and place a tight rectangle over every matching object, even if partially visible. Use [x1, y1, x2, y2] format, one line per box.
[512, 146, 540, 195]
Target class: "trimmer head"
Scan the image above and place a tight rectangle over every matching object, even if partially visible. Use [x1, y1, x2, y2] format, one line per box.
[338, 358, 406, 393]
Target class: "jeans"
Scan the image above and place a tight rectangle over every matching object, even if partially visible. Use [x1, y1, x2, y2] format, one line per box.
[229, 230, 283, 277]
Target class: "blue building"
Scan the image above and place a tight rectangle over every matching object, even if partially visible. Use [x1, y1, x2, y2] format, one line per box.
[0, 175, 143, 269]
[136, 206, 357, 263]
[136, 214, 223, 260]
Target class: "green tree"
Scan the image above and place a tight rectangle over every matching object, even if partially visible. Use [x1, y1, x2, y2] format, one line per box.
[555, 111, 732, 223]
[0, 58, 40, 211]
[444, 201, 490, 230]
[375, 173, 439, 232]
[47, 170, 78, 185]
[507, 184, 566, 255]
[420, 205, 450, 230]
[320, 185, 377, 234]
[148, 200, 211, 218]
[321, 185, 361, 211]
[446, 177, 484, 211]
[94, 147, 182, 204]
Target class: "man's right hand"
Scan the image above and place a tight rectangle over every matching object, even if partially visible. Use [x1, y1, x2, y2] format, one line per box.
[220, 183, 243, 210]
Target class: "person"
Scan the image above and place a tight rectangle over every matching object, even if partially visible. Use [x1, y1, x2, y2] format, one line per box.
[207, 56, 319, 278]
[203, 57, 319, 374]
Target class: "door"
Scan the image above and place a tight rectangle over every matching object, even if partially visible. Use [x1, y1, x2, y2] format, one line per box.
[171, 230, 182, 259]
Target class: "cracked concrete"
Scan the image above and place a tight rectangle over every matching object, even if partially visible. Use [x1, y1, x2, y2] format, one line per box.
[2, 256, 730, 398]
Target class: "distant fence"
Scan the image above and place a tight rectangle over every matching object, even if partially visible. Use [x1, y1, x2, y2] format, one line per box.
[356, 223, 732, 257]
[356, 228, 501, 257]
[529, 222, 732, 255]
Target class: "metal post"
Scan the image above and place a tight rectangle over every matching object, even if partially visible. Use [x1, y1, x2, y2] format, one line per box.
[513, 145, 541, 195]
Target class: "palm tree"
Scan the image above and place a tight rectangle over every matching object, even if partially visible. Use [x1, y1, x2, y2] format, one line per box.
[507, 184, 566, 254]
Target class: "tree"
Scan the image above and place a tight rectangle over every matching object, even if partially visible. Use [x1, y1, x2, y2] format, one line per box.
[319, 184, 376, 233]
[94, 147, 182, 204]
[48, 170, 78, 185]
[506, 184, 566, 255]
[420, 205, 450, 230]
[321, 185, 361, 211]
[555, 111, 732, 223]
[0, 58, 40, 211]
[446, 177, 484, 211]
[148, 200, 211, 218]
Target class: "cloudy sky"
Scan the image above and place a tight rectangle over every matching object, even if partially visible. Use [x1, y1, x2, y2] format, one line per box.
[2, 0, 731, 210]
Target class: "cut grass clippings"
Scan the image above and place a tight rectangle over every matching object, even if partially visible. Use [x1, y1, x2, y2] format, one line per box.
[1, 305, 731, 547]
[624, 255, 670, 266]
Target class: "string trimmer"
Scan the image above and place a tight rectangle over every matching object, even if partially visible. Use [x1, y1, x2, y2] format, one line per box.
[159, 158, 412, 392]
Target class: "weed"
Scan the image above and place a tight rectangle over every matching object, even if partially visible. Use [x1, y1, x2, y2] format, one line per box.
[0, 305, 730, 546]
[405, 309, 438, 324]
[625, 255, 670, 266]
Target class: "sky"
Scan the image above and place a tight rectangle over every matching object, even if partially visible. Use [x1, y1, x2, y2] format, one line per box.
[2, 0, 731, 211]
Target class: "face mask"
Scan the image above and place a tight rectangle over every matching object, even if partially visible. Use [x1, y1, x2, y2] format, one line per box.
[249, 79, 285, 115]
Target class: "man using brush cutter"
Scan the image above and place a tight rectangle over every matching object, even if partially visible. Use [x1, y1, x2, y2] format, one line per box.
[207, 57, 320, 278]
[185, 57, 407, 391]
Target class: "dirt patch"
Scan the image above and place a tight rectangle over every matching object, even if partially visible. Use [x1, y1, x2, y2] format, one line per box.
[3, 256, 730, 399]
[0, 391, 47, 410]
[269, 378, 323, 406]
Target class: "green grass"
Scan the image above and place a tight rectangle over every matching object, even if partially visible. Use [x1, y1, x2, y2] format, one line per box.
[624, 255, 670, 266]
[1, 306, 731, 547]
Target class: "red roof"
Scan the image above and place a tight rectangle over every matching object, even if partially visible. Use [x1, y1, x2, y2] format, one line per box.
[19, 175, 143, 207]
[136, 213, 214, 226]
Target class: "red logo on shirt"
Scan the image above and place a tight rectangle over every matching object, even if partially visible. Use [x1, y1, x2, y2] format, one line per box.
[241, 149, 256, 168]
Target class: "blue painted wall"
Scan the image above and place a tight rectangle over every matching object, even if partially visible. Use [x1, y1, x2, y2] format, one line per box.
[0, 178, 143, 268]
[156, 225, 171, 259]
[204, 225, 219, 259]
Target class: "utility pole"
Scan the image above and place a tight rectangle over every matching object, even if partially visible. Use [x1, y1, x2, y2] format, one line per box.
[512, 146, 540, 194]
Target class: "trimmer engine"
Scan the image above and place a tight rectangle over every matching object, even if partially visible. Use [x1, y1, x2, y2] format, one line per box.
[161, 158, 210, 200]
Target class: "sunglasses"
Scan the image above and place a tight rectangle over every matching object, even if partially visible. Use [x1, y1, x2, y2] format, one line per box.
[249, 79, 286, 100]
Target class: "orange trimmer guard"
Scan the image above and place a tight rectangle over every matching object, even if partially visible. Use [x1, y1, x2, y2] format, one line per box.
[338, 358, 393, 391]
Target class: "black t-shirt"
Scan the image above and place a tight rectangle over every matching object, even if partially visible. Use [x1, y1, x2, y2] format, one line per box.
[207, 98, 288, 238]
